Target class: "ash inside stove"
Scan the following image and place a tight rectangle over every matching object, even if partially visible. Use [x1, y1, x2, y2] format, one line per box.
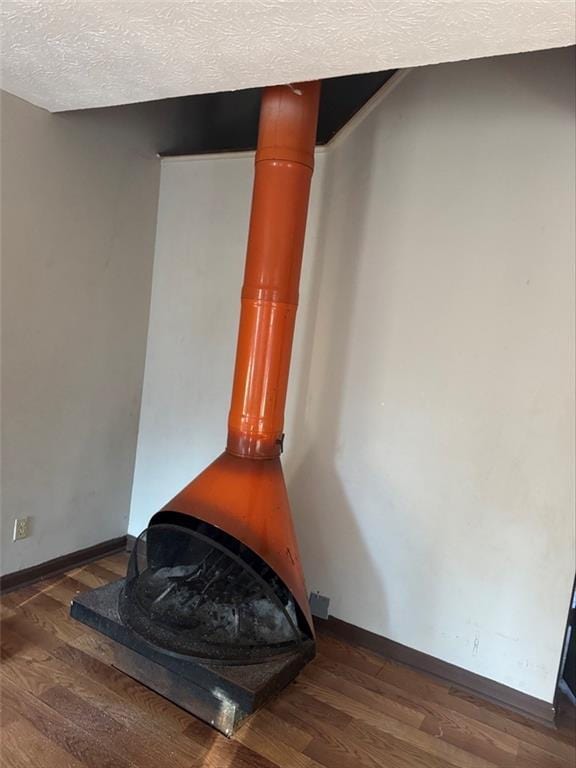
[119, 522, 307, 663]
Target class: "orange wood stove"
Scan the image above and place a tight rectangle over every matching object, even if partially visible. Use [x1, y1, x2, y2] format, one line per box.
[71, 81, 321, 735]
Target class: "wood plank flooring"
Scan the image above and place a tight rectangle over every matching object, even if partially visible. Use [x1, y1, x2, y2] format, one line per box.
[1, 553, 574, 767]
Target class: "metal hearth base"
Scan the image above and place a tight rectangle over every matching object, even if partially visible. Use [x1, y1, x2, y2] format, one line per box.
[70, 580, 315, 736]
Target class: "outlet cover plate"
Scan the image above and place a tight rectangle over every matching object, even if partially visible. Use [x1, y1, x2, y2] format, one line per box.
[13, 517, 31, 541]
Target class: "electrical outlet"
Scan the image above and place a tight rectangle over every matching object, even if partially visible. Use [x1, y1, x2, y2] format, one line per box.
[13, 517, 31, 541]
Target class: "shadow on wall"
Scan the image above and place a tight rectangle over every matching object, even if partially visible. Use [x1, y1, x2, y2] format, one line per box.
[285, 115, 388, 624]
[283, 80, 481, 647]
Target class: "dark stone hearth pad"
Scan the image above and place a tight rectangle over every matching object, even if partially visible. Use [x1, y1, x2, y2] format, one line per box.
[70, 579, 315, 736]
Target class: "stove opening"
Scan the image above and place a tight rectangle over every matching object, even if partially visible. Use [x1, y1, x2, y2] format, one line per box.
[119, 516, 310, 664]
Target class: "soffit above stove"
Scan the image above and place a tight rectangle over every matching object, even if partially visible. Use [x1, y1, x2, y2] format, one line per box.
[160, 70, 396, 156]
[1, 1, 574, 113]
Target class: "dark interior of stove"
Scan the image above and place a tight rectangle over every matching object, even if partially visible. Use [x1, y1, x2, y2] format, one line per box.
[119, 516, 311, 664]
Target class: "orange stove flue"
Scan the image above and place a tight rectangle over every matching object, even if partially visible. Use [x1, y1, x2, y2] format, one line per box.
[150, 81, 321, 638]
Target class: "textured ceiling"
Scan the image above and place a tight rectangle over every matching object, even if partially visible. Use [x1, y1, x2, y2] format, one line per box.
[1, 1, 574, 112]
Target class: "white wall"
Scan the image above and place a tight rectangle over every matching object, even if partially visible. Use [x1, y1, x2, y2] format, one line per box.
[128, 151, 327, 530]
[1, 92, 176, 575]
[129, 47, 575, 702]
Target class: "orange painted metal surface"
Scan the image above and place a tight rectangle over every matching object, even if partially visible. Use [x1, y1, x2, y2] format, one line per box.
[227, 81, 321, 459]
[155, 82, 320, 636]
[159, 451, 313, 632]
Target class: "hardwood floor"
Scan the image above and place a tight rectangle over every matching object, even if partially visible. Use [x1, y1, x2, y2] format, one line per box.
[1, 553, 574, 768]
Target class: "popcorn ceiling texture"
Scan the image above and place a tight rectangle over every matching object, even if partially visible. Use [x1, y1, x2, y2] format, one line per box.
[1, 0, 575, 112]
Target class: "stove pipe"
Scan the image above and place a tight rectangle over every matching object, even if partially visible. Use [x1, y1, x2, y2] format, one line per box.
[227, 81, 321, 460]
[149, 81, 321, 636]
